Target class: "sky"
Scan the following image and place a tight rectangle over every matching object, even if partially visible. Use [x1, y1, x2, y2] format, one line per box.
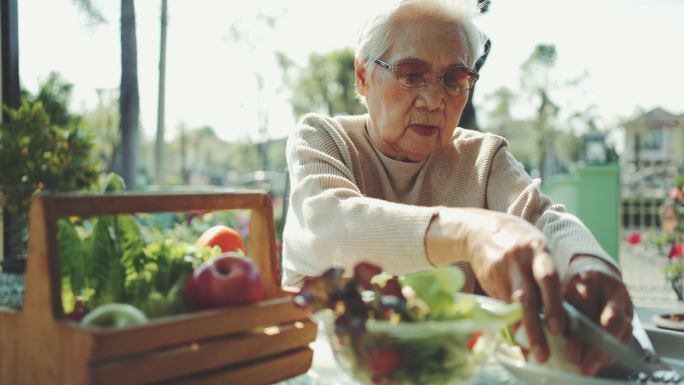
[18, 0, 684, 148]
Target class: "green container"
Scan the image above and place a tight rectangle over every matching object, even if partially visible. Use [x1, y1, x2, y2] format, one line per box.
[543, 163, 620, 262]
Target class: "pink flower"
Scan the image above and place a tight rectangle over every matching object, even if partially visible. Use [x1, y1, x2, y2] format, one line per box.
[670, 186, 684, 204]
[670, 188, 680, 199]
[627, 232, 641, 245]
[668, 243, 683, 259]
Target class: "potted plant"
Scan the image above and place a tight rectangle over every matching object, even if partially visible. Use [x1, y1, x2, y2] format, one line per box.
[1, 73, 100, 274]
[627, 174, 684, 303]
[660, 176, 684, 301]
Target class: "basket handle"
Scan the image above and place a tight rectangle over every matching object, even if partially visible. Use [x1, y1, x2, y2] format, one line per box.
[25, 192, 282, 320]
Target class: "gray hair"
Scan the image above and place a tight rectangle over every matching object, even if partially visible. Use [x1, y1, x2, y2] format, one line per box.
[355, 0, 486, 104]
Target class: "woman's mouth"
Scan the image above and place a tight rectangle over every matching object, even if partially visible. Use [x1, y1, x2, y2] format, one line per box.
[409, 124, 439, 136]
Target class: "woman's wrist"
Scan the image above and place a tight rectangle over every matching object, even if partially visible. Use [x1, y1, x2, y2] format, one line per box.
[425, 207, 484, 266]
[425, 211, 451, 266]
[568, 254, 622, 280]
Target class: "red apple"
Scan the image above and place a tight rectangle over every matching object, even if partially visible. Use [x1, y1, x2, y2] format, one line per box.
[186, 252, 265, 310]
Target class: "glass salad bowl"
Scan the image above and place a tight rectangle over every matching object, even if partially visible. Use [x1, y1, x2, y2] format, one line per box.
[294, 263, 522, 385]
[317, 294, 513, 385]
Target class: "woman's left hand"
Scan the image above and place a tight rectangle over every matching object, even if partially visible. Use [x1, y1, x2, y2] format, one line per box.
[562, 255, 634, 376]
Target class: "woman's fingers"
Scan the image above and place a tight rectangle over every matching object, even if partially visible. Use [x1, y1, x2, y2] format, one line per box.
[599, 297, 633, 343]
[466, 213, 566, 364]
[562, 266, 635, 376]
[563, 275, 597, 371]
[579, 296, 633, 375]
[532, 249, 565, 335]
[511, 246, 549, 362]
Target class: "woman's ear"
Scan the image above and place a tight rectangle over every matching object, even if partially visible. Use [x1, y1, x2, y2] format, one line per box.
[354, 57, 368, 96]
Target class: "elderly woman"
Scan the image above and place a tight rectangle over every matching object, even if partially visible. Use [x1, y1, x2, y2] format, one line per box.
[282, 0, 632, 376]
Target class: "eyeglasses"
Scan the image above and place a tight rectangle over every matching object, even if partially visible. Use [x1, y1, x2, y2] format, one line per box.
[373, 58, 479, 95]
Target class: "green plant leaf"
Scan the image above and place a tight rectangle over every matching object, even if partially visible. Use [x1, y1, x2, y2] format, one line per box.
[88, 215, 124, 306]
[57, 218, 86, 296]
[116, 214, 145, 271]
[98, 172, 126, 193]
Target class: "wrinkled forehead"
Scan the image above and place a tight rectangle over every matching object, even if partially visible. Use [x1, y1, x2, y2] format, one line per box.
[384, 13, 469, 65]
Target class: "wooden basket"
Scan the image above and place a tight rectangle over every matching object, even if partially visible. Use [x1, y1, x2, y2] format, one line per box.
[0, 192, 316, 385]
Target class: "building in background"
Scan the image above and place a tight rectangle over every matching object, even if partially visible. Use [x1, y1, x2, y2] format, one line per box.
[621, 107, 684, 196]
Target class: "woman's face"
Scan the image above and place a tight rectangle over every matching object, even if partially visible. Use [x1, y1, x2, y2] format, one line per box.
[356, 17, 471, 162]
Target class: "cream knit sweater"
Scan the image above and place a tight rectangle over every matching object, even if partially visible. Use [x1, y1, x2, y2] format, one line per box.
[281, 113, 614, 289]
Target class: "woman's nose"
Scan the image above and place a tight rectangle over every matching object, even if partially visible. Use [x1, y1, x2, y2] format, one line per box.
[414, 81, 446, 111]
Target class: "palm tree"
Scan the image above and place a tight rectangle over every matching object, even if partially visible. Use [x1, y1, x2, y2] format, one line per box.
[72, 0, 140, 190]
[155, 0, 168, 185]
[520, 44, 560, 181]
[119, 0, 140, 190]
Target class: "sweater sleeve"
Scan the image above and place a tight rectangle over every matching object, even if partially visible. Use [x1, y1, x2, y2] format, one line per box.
[281, 114, 437, 286]
[485, 146, 619, 278]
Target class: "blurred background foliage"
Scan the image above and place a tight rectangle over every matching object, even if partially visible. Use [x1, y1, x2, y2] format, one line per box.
[5, 2, 621, 199]
[0, 3, 623, 267]
[1, 41, 616, 249]
[277, 47, 366, 118]
[0, 73, 101, 258]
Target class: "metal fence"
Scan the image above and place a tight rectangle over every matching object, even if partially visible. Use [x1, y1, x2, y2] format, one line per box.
[619, 195, 680, 306]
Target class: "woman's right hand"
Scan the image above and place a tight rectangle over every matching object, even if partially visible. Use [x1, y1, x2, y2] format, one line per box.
[426, 208, 566, 363]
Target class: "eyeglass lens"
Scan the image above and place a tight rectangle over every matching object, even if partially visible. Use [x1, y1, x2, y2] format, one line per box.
[393, 62, 475, 92]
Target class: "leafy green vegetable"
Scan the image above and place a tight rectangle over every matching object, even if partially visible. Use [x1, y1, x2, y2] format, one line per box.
[400, 266, 467, 320]
[124, 239, 219, 317]
[88, 215, 129, 305]
[58, 218, 86, 309]
[58, 211, 221, 319]
[435, 266, 466, 293]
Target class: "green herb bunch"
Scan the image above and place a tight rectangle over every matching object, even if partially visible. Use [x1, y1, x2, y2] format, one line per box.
[57, 175, 222, 318]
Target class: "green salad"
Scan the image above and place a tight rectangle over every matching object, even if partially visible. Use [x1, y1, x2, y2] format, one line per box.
[294, 263, 522, 385]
